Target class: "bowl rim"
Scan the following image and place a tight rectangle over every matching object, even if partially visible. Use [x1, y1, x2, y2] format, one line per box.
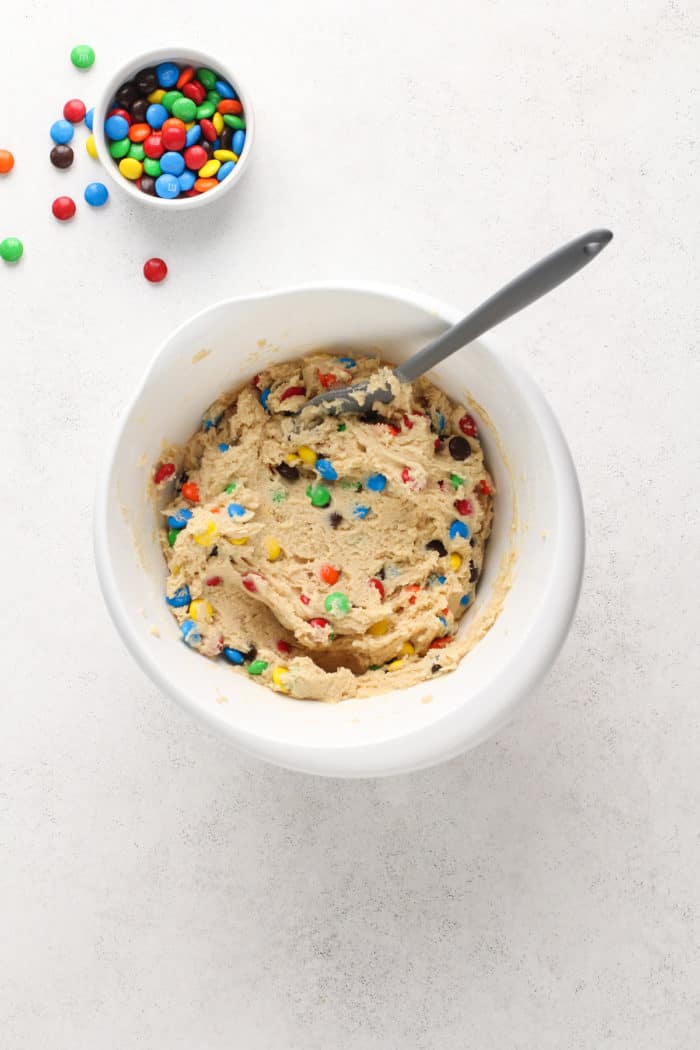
[93, 281, 585, 777]
[92, 45, 255, 210]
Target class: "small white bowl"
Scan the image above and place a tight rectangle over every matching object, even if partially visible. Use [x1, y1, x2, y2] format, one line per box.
[94, 283, 585, 777]
[93, 46, 254, 210]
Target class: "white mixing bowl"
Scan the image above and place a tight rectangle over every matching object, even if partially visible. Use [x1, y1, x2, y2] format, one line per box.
[93, 283, 584, 777]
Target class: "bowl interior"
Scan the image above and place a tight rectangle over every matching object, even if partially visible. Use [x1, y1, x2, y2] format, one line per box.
[96, 285, 581, 775]
[93, 46, 254, 210]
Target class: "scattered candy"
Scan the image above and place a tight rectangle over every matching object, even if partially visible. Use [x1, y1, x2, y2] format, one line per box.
[227, 502, 246, 517]
[167, 528, 179, 547]
[369, 577, 385, 600]
[280, 384, 306, 402]
[194, 521, 217, 546]
[297, 445, 317, 465]
[50, 119, 74, 145]
[329, 512, 343, 528]
[324, 592, 350, 617]
[459, 414, 478, 437]
[85, 135, 98, 159]
[50, 144, 74, 168]
[248, 659, 269, 675]
[339, 356, 356, 368]
[182, 481, 200, 501]
[450, 473, 464, 490]
[450, 553, 462, 571]
[242, 574, 258, 593]
[143, 257, 168, 283]
[189, 598, 213, 621]
[71, 45, 95, 70]
[223, 647, 245, 664]
[477, 479, 493, 495]
[180, 619, 201, 647]
[0, 149, 15, 174]
[84, 181, 109, 207]
[166, 584, 191, 607]
[271, 666, 290, 691]
[387, 659, 404, 671]
[276, 640, 291, 654]
[266, 537, 282, 561]
[206, 576, 222, 586]
[401, 642, 415, 656]
[276, 461, 299, 481]
[154, 462, 175, 484]
[51, 195, 76, 221]
[426, 539, 447, 557]
[316, 458, 338, 481]
[460, 594, 471, 606]
[309, 617, 330, 630]
[454, 499, 473, 516]
[353, 505, 370, 519]
[106, 61, 246, 198]
[449, 520, 470, 540]
[319, 563, 340, 585]
[368, 619, 389, 636]
[260, 387, 271, 410]
[85, 108, 94, 130]
[0, 237, 23, 262]
[167, 508, 193, 528]
[63, 99, 86, 123]
[307, 484, 331, 507]
[448, 436, 471, 461]
[366, 473, 387, 492]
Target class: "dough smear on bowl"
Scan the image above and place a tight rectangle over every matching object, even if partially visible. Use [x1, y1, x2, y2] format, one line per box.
[155, 354, 494, 700]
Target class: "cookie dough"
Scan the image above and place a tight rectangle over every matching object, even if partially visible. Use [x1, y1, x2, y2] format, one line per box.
[156, 353, 494, 700]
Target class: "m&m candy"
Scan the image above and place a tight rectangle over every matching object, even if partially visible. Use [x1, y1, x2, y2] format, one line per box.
[50, 119, 74, 145]
[50, 145, 74, 169]
[0, 149, 15, 174]
[143, 257, 168, 283]
[105, 61, 247, 199]
[71, 45, 95, 69]
[63, 99, 86, 123]
[0, 237, 23, 262]
[51, 196, 76, 221]
[84, 182, 109, 207]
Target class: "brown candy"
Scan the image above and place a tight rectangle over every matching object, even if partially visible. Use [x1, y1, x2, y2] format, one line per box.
[50, 144, 74, 169]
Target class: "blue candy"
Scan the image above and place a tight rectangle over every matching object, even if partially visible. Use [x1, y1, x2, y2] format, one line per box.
[156, 62, 179, 88]
[146, 103, 168, 129]
[339, 356, 356, 369]
[437, 412, 446, 433]
[160, 150, 185, 176]
[218, 443, 230, 452]
[232, 129, 245, 155]
[449, 520, 470, 540]
[260, 387, 271, 411]
[166, 585, 191, 608]
[155, 173, 180, 199]
[223, 647, 245, 665]
[51, 118, 74, 144]
[316, 458, 338, 481]
[215, 79, 236, 99]
[178, 170, 196, 192]
[104, 114, 128, 141]
[460, 594, 471, 606]
[227, 502, 246, 517]
[185, 123, 202, 146]
[217, 160, 235, 181]
[437, 575, 447, 584]
[211, 137, 221, 150]
[353, 505, 370, 519]
[180, 619, 201, 647]
[83, 182, 109, 207]
[167, 508, 193, 529]
[437, 615, 448, 629]
[366, 473, 387, 492]
[85, 107, 94, 130]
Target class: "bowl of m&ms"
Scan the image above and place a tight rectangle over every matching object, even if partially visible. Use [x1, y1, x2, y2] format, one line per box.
[93, 48, 253, 208]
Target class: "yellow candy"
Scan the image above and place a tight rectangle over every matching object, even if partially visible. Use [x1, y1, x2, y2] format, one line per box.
[184, 121, 195, 130]
[213, 148, 237, 162]
[401, 642, 415, 656]
[119, 157, 143, 180]
[450, 553, 462, 571]
[227, 536, 248, 545]
[369, 619, 389, 636]
[189, 599, 213, 622]
[198, 159, 221, 178]
[387, 659, 404, 671]
[212, 111, 224, 134]
[194, 521, 218, 546]
[286, 453, 300, 465]
[272, 666, 290, 692]
[297, 446, 317, 466]
[265, 537, 282, 561]
[148, 88, 166, 103]
[85, 134, 98, 159]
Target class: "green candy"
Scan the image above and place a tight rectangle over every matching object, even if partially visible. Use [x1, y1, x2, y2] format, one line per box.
[324, 592, 351, 617]
[197, 68, 217, 90]
[172, 97, 197, 122]
[223, 114, 245, 130]
[143, 157, 161, 177]
[207, 90, 221, 106]
[109, 137, 130, 159]
[224, 481, 237, 493]
[340, 478, 362, 491]
[306, 483, 331, 507]
[196, 100, 216, 120]
[70, 44, 95, 69]
[450, 473, 464, 490]
[0, 236, 23, 262]
[337, 423, 347, 432]
[128, 143, 145, 160]
[248, 659, 269, 676]
[161, 90, 183, 113]
[167, 528, 179, 547]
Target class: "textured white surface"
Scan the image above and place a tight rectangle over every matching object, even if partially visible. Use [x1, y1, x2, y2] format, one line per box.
[2, 1, 698, 1046]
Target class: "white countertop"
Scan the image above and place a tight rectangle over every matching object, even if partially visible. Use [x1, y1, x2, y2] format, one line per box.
[3, 1, 698, 1046]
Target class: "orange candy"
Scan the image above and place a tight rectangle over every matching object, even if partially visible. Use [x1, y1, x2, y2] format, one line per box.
[182, 481, 200, 502]
[319, 563, 340, 585]
[176, 66, 194, 89]
[0, 149, 15, 174]
[194, 177, 218, 193]
[161, 117, 186, 134]
[217, 99, 243, 115]
[128, 123, 151, 143]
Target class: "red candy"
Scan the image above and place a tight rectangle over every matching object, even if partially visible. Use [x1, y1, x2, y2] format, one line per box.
[477, 479, 493, 496]
[161, 123, 186, 151]
[143, 134, 164, 158]
[402, 414, 414, 429]
[459, 414, 478, 438]
[318, 371, 339, 389]
[280, 385, 306, 402]
[369, 577, 385, 600]
[183, 81, 206, 104]
[199, 118, 217, 142]
[454, 498, 473, 516]
[401, 467, 411, 484]
[276, 639, 291, 654]
[309, 617, 330, 629]
[385, 423, 401, 437]
[143, 257, 168, 283]
[429, 636, 452, 650]
[63, 98, 86, 123]
[183, 144, 208, 170]
[242, 575, 258, 593]
[108, 107, 131, 125]
[206, 576, 222, 586]
[218, 99, 243, 115]
[299, 594, 310, 605]
[182, 481, 199, 501]
[51, 195, 76, 220]
[154, 462, 175, 484]
[176, 66, 195, 89]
